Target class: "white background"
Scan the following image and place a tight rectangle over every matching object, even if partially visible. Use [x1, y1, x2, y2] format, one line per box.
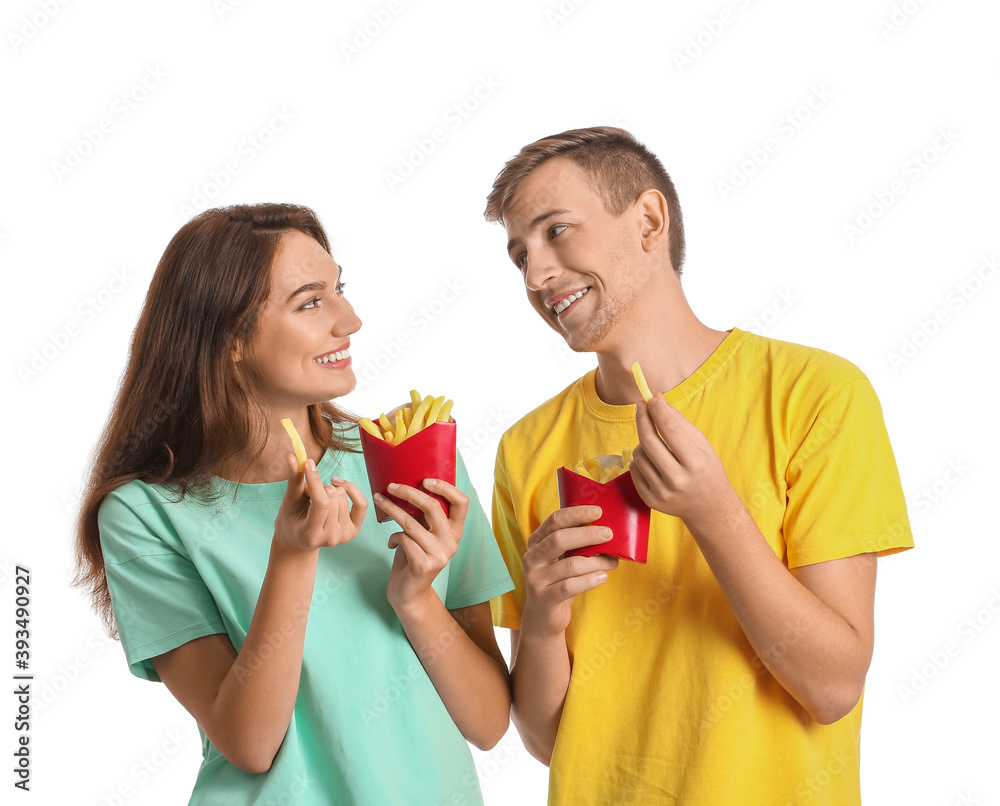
[3, 0, 999, 804]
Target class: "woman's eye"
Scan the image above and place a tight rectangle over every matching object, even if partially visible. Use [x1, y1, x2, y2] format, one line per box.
[336, 281, 347, 295]
[550, 225, 567, 238]
[300, 297, 321, 310]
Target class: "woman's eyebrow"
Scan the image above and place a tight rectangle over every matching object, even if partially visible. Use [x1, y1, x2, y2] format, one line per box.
[286, 280, 326, 303]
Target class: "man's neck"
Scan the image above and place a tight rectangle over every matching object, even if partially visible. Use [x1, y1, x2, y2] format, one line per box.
[593, 299, 729, 406]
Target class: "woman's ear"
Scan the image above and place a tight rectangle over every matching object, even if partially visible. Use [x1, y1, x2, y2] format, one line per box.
[231, 340, 244, 363]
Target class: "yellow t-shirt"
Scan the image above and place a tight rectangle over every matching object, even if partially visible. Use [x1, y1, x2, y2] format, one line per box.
[491, 328, 913, 806]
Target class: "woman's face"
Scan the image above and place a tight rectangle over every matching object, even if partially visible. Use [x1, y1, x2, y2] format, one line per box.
[246, 230, 362, 411]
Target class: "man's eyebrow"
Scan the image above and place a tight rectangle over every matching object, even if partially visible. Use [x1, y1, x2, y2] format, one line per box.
[286, 280, 326, 303]
[506, 208, 572, 254]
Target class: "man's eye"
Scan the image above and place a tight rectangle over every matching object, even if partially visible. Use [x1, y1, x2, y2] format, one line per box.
[514, 254, 527, 271]
[336, 281, 347, 295]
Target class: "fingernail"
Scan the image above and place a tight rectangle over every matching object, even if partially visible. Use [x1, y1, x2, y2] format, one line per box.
[597, 572, 608, 582]
[601, 528, 613, 540]
[306, 459, 316, 471]
[387, 483, 399, 491]
[424, 479, 437, 488]
[329, 476, 343, 483]
[374, 493, 384, 502]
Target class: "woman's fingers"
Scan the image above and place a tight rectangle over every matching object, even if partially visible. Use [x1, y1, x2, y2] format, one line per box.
[329, 476, 369, 533]
[423, 478, 469, 535]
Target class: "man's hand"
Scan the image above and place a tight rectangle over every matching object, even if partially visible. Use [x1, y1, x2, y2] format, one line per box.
[629, 395, 736, 525]
[521, 506, 619, 637]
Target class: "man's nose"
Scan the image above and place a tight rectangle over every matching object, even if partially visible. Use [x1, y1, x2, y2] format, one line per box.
[524, 244, 560, 291]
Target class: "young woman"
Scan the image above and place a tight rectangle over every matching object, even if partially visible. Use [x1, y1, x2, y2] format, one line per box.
[74, 203, 514, 805]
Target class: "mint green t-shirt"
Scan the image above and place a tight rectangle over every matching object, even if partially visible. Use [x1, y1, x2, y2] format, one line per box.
[99, 426, 514, 806]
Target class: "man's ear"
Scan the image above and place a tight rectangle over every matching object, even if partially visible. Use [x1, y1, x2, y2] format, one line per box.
[636, 189, 669, 254]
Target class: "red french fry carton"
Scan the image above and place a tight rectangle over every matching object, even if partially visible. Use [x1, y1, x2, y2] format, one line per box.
[558, 463, 650, 563]
[360, 419, 457, 526]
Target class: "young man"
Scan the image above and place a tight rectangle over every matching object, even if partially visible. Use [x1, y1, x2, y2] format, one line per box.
[484, 127, 913, 805]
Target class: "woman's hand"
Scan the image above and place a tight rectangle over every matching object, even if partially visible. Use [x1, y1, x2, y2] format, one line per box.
[375, 479, 469, 612]
[272, 455, 368, 553]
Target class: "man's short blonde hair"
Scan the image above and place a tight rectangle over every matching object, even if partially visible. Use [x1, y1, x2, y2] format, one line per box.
[484, 126, 686, 275]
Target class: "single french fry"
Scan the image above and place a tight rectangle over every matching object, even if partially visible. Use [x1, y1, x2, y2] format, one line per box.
[632, 361, 653, 403]
[384, 430, 394, 443]
[426, 395, 445, 424]
[394, 410, 408, 444]
[409, 389, 422, 409]
[359, 417, 384, 440]
[408, 395, 434, 435]
[438, 399, 454, 423]
[401, 405, 413, 428]
[379, 412, 393, 435]
[279, 418, 308, 472]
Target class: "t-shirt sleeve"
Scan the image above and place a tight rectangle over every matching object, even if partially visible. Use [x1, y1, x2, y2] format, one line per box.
[99, 487, 228, 682]
[784, 375, 914, 568]
[489, 438, 528, 630]
[443, 451, 515, 610]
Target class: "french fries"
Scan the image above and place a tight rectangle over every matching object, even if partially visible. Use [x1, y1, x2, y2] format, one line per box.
[573, 447, 634, 483]
[359, 389, 454, 446]
[632, 360, 654, 403]
[280, 418, 308, 472]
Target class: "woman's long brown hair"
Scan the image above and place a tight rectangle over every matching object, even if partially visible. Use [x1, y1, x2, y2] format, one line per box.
[74, 203, 359, 636]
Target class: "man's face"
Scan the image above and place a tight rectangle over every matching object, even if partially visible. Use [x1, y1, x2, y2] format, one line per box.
[502, 157, 643, 353]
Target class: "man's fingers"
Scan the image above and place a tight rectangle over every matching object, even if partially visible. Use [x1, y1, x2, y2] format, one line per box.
[636, 400, 683, 471]
[646, 396, 697, 462]
[541, 564, 618, 601]
[530, 506, 603, 546]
